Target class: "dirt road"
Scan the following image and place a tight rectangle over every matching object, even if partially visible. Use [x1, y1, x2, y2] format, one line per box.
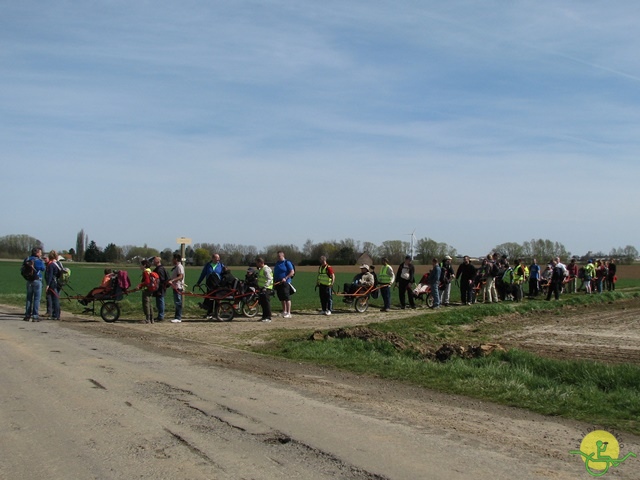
[1, 302, 639, 479]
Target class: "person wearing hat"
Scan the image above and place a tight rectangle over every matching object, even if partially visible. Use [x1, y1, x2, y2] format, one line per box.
[343, 264, 374, 299]
[395, 255, 416, 309]
[439, 255, 455, 306]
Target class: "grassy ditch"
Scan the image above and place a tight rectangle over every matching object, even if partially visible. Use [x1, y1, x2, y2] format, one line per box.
[255, 291, 640, 435]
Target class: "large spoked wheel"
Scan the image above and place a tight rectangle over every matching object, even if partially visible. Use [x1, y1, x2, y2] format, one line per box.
[241, 296, 260, 318]
[425, 293, 435, 309]
[216, 302, 235, 322]
[355, 296, 369, 313]
[100, 302, 120, 322]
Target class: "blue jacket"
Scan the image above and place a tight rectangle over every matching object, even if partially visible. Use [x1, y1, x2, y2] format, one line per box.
[28, 255, 46, 280]
[196, 261, 225, 285]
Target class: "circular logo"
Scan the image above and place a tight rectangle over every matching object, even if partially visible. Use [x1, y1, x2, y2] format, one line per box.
[579, 430, 620, 473]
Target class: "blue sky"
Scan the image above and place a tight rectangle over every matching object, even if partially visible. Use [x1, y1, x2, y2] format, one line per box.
[2, 1, 639, 257]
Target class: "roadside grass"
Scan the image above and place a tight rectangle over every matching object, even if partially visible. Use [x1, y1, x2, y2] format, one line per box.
[256, 290, 640, 435]
[4, 259, 640, 433]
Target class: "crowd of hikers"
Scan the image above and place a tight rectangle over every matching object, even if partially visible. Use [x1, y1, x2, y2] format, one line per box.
[21, 247, 619, 323]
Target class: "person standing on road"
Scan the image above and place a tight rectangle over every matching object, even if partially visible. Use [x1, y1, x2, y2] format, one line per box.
[152, 256, 168, 322]
[45, 250, 62, 321]
[427, 258, 442, 309]
[395, 256, 416, 309]
[274, 251, 295, 318]
[439, 256, 455, 307]
[606, 258, 617, 291]
[566, 258, 578, 294]
[138, 259, 155, 323]
[316, 256, 335, 316]
[378, 257, 395, 312]
[167, 253, 185, 323]
[255, 257, 273, 323]
[455, 256, 476, 306]
[23, 247, 46, 322]
[528, 258, 540, 298]
[545, 260, 563, 301]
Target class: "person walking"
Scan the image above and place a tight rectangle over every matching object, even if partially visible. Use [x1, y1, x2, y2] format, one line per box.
[255, 257, 273, 322]
[168, 253, 185, 323]
[152, 256, 168, 322]
[316, 256, 335, 315]
[378, 257, 395, 312]
[274, 251, 295, 318]
[23, 247, 46, 322]
[395, 256, 416, 309]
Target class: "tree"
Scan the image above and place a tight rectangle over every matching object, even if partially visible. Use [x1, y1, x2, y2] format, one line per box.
[262, 244, 302, 264]
[380, 240, 406, 265]
[75, 229, 86, 262]
[0, 234, 42, 258]
[103, 243, 124, 263]
[416, 238, 456, 264]
[361, 242, 379, 261]
[521, 239, 569, 263]
[125, 245, 160, 261]
[493, 242, 524, 263]
[193, 248, 210, 266]
[84, 240, 104, 262]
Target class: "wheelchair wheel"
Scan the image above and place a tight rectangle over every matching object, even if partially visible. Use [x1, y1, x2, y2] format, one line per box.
[354, 296, 369, 313]
[100, 302, 120, 322]
[426, 293, 435, 309]
[241, 296, 260, 318]
[216, 302, 235, 322]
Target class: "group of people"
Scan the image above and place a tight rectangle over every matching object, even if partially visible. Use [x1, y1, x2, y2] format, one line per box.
[22, 247, 621, 323]
[137, 254, 184, 323]
[22, 247, 66, 322]
[455, 254, 618, 305]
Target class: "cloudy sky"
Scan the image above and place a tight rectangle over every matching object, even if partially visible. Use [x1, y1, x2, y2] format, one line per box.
[2, 1, 639, 257]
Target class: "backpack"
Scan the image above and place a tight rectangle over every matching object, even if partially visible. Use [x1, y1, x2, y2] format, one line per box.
[52, 261, 71, 286]
[148, 271, 160, 292]
[21, 258, 38, 281]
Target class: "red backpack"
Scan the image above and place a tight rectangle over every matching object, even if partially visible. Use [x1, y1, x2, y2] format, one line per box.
[148, 271, 160, 292]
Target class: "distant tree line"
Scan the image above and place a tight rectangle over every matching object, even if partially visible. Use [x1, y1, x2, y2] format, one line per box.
[0, 232, 637, 266]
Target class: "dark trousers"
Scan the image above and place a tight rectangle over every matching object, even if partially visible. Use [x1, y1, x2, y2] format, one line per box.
[528, 278, 539, 297]
[398, 281, 415, 308]
[546, 281, 561, 300]
[380, 285, 391, 309]
[460, 280, 473, 304]
[318, 285, 332, 312]
[259, 290, 272, 320]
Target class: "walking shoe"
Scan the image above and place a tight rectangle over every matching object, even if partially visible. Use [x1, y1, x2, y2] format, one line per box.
[23, 316, 30, 321]
[319, 310, 326, 315]
[283, 313, 292, 319]
[325, 311, 331, 316]
[171, 319, 182, 323]
[261, 318, 272, 323]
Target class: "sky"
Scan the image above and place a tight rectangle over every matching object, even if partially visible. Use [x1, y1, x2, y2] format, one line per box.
[2, 1, 639, 258]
